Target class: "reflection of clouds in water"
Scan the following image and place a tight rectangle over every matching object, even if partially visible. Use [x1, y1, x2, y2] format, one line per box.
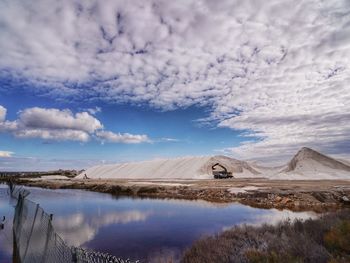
[251, 209, 318, 226]
[222, 209, 317, 231]
[0, 200, 6, 208]
[147, 247, 182, 263]
[0, 189, 13, 258]
[0, 224, 13, 256]
[91, 210, 150, 225]
[0, 192, 10, 209]
[53, 210, 152, 247]
[53, 214, 95, 247]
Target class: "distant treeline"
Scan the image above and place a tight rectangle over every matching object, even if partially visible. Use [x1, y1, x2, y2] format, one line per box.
[0, 169, 84, 178]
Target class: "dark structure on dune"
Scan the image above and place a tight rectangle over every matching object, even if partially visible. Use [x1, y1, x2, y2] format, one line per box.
[212, 163, 233, 179]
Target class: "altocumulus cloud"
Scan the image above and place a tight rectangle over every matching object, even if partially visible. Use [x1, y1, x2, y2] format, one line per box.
[0, 151, 13, 158]
[0, 105, 149, 144]
[1, 0, 350, 160]
[96, 131, 150, 144]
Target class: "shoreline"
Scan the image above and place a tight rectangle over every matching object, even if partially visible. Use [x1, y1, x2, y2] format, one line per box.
[2, 177, 350, 212]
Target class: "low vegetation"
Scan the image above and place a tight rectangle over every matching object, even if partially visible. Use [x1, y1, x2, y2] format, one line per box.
[182, 209, 350, 263]
[0, 169, 81, 179]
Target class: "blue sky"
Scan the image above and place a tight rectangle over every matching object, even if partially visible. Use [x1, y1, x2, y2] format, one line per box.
[0, 85, 246, 170]
[1, 0, 350, 170]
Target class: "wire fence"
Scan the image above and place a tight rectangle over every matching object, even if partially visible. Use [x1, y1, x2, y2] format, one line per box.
[11, 185, 137, 263]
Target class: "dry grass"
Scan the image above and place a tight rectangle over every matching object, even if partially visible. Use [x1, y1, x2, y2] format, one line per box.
[182, 210, 350, 263]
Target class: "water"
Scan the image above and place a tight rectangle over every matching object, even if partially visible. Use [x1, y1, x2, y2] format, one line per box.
[0, 185, 316, 262]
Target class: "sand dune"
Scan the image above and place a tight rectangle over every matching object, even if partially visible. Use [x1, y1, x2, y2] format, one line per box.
[77, 148, 350, 180]
[77, 155, 260, 180]
[285, 147, 350, 173]
[271, 147, 350, 180]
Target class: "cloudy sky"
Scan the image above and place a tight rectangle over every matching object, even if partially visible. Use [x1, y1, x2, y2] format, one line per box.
[0, 0, 349, 170]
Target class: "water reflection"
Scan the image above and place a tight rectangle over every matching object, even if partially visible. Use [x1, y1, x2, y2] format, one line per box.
[0, 186, 317, 262]
[0, 185, 14, 262]
[54, 210, 152, 247]
[222, 209, 317, 232]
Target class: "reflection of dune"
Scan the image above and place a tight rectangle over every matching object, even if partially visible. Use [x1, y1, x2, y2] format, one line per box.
[53, 210, 152, 247]
[147, 247, 182, 263]
[222, 209, 317, 231]
[136, 197, 233, 209]
[248, 209, 317, 226]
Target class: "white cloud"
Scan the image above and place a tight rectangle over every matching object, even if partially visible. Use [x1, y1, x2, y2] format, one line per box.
[96, 130, 150, 144]
[1, 0, 350, 160]
[0, 105, 6, 122]
[0, 151, 13, 158]
[0, 105, 149, 144]
[86, 106, 101, 115]
[15, 128, 90, 142]
[19, 107, 103, 133]
[160, 138, 179, 142]
[1, 107, 102, 142]
[0, 120, 18, 132]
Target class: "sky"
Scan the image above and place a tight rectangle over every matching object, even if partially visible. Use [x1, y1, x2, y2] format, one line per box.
[0, 0, 350, 171]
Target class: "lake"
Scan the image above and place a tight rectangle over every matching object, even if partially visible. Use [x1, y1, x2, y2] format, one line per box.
[0, 184, 316, 262]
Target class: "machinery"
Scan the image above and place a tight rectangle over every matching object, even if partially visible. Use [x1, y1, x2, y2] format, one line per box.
[212, 163, 233, 179]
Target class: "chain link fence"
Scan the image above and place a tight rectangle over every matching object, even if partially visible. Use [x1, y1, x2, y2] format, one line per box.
[12, 186, 137, 263]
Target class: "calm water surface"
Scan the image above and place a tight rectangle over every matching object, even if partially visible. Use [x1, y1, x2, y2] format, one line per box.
[0, 184, 316, 262]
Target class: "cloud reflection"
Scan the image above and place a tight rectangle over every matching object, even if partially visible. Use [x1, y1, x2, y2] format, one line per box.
[222, 209, 317, 231]
[53, 210, 152, 247]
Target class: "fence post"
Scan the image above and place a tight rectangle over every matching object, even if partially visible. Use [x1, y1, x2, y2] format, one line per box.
[13, 194, 24, 246]
[41, 214, 55, 263]
[71, 247, 78, 263]
[22, 203, 40, 262]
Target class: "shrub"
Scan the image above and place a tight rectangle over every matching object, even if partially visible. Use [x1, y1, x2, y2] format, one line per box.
[182, 210, 350, 263]
[137, 187, 158, 194]
[324, 220, 350, 255]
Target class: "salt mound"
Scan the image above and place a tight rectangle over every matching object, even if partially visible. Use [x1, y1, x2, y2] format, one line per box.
[271, 147, 350, 180]
[76, 148, 350, 180]
[76, 155, 261, 180]
[285, 147, 350, 173]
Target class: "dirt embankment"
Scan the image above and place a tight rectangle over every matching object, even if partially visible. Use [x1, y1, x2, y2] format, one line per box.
[2, 177, 350, 212]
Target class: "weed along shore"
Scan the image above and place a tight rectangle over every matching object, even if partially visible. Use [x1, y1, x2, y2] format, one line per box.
[182, 209, 350, 263]
[3, 177, 350, 213]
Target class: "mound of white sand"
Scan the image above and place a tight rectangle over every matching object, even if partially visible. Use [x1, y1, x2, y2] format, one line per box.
[41, 175, 70, 180]
[28, 175, 71, 181]
[285, 147, 350, 173]
[270, 147, 350, 180]
[76, 148, 350, 180]
[76, 155, 261, 180]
